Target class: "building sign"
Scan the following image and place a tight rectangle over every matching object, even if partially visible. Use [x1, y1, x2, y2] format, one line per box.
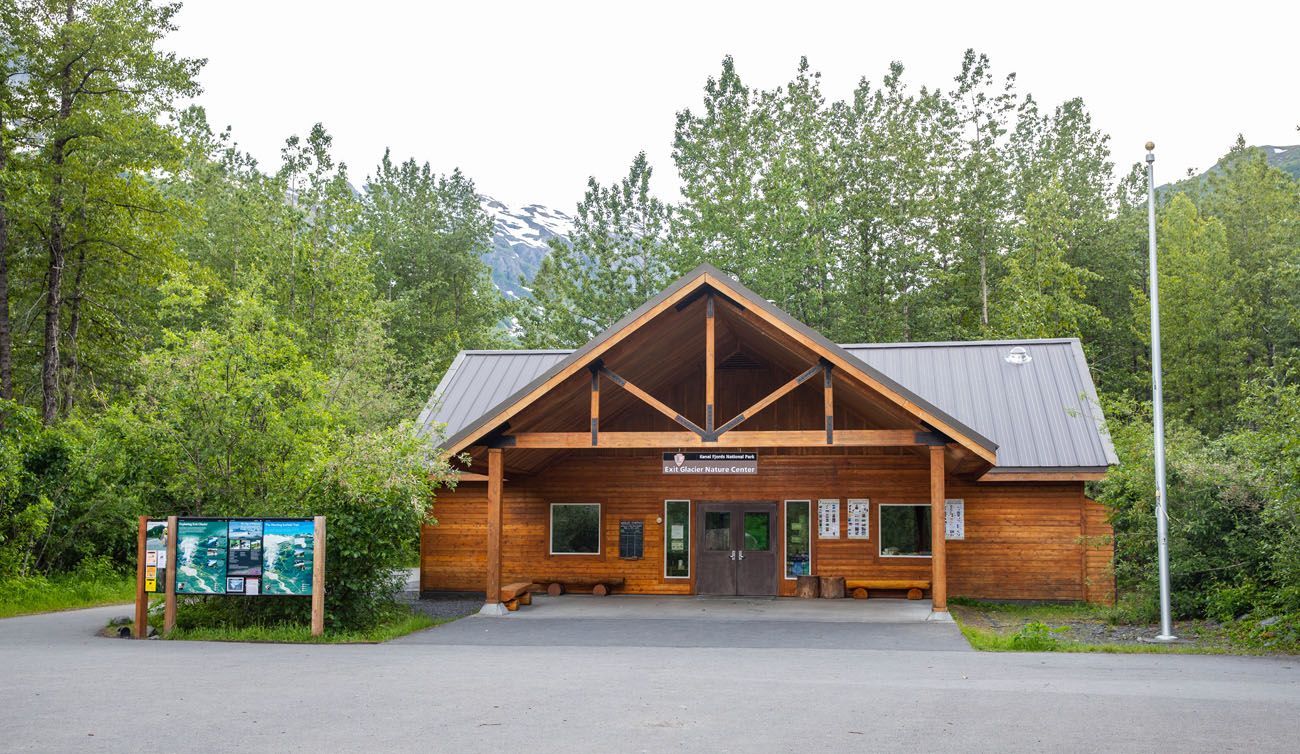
[847, 499, 870, 539]
[144, 520, 168, 593]
[944, 499, 965, 540]
[175, 518, 316, 596]
[662, 452, 757, 475]
[818, 499, 840, 539]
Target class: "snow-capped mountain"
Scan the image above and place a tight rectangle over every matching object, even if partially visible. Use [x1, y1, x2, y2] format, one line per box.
[481, 196, 573, 299]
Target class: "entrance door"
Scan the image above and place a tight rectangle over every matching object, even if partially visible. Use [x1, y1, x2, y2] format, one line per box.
[695, 502, 778, 596]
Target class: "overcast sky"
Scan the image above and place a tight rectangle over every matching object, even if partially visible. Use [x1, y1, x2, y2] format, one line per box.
[168, 0, 1299, 210]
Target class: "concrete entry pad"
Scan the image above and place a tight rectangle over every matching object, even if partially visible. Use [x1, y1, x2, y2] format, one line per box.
[395, 595, 969, 651]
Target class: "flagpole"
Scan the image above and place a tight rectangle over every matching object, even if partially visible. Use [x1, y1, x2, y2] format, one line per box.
[1146, 141, 1176, 641]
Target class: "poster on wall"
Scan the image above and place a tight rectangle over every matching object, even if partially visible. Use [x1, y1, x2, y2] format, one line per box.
[262, 519, 316, 595]
[945, 499, 965, 540]
[847, 499, 870, 539]
[144, 520, 168, 593]
[817, 499, 840, 539]
[176, 519, 228, 594]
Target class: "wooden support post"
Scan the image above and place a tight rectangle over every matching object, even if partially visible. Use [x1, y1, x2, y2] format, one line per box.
[163, 515, 178, 637]
[930, 445, 947, 611]
[823, 363, 834, 445]
[482, 448, 506, 615]
[133, 516, 148, 639]
[311, 515, 326, 636]
[705, 293, 715, 432]
[589, 366, 599, 446]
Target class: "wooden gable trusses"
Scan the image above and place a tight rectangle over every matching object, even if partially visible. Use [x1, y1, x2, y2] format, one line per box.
[493, 291, 953, 452]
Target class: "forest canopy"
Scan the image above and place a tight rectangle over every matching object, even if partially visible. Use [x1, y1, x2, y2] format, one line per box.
[3, 2, 1300, 634]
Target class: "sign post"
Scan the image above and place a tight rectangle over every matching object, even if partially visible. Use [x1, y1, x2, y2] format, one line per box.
[163, 515, 178, 636]
[311, 515, 326, 637]
[134, 516, 148, 639]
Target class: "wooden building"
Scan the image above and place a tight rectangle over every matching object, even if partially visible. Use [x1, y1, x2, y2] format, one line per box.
[417, 265, 1117, 614]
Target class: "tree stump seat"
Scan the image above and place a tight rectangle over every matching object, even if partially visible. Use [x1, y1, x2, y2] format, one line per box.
[499, 582, 536, 611]
[538, 577, 625, 597]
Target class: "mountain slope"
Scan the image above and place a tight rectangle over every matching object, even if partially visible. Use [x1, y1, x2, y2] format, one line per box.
[1161, 144, 1300, 195]
[481, 196, 572, 299]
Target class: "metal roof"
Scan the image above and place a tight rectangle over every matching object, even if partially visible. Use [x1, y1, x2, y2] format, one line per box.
[416, 338, 1116, 472]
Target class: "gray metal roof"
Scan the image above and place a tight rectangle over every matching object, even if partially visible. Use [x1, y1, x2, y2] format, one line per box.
[416, 338, 1116, 471]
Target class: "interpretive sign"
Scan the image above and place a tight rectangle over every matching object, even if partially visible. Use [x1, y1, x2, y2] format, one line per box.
[818, 499, 840, 539]
[144, 520, 168, 593]
[137, 515, 326, 638]
[847, 499, 870, 539]
[944, 499, 965, 540]
[662, 452, 757, 475]
[174, 518, 316, 596]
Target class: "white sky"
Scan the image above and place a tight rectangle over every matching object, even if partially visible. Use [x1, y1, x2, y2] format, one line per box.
[169, 0, 1300, 210]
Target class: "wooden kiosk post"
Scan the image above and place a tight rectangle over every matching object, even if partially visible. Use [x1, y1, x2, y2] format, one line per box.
[311, 515, 327, 637]
[929, 445, 948, 613]
[133, 516, 148, 639]
[163, 516, 178, 636]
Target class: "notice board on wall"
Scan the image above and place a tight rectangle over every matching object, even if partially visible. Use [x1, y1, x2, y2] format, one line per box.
[817, 499, 840, 539]
[619, 520, 644, 559]
[944, 499, 965, 540]
[847, 499, 870, 539]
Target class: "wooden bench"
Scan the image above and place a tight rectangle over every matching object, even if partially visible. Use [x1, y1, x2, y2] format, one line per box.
[499, 582, 536, 611]
[844, 579, 930, 601]
[539, 577, 625, 597]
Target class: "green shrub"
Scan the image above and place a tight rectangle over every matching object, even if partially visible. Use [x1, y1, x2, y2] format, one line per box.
[1009, 621, 1069, 651]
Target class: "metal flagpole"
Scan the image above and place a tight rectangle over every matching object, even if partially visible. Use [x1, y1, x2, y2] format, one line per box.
[1146, 141, 1176, 641]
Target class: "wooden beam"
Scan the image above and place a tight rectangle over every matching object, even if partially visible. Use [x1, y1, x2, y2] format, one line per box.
[485, 448, 504, 606]
[824, 363, 834, 445]
[714, 362, 823, 436]
[705, 293, 715, 432]
[599, 366, 707, 437]
[133, 516, 147, 639]
[311, 515, 326, 637]
[505, 429, 926, 449]
[589, 365, 600, 446]
[930, 445, 947, 612]
[163, 515, 178, 637]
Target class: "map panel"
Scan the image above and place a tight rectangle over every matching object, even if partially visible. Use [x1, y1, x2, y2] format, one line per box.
[262, 520, 315, 595]
[176, 519, 228, 594]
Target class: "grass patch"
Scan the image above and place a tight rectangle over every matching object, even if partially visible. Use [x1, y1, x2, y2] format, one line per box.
[955, 621, 1229, 654]
[0, 572, 136, 619]
[160, 605, 446, 644]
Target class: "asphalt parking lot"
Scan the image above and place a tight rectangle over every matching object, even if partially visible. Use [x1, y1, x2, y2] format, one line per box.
[1, 600, 1297, 753]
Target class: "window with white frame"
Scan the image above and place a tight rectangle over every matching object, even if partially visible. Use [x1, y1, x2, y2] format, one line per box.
[878, 504, 932, 557]
[550, 503, 601, 554]
[784, 500, 812, 578]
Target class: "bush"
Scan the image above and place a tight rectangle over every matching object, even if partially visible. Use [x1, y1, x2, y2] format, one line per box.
[1009, 621, 1069, 651]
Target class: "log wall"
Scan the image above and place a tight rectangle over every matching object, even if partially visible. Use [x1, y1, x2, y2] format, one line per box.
[420, 451, 1114, 603]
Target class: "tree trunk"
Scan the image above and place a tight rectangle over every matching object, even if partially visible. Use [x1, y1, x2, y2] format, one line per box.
[795, 575, 820, 599]
[0, 89, 12, 405]
[980, 252, 989, 326]
[61, 242, 87, 415]
[42, 2, 76, 425]
[819, 576, 845, 599]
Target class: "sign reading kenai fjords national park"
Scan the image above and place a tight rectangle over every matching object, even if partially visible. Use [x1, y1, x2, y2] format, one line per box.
[175, 518, 316, 596]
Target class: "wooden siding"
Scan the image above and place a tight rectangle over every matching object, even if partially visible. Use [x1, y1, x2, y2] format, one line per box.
[421, 451, 1115, 604]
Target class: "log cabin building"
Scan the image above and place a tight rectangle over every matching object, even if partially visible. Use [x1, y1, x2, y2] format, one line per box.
[417, 264, 1117, 615]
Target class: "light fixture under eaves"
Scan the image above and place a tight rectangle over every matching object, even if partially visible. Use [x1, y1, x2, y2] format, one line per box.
[1005, 346, 1032, 365]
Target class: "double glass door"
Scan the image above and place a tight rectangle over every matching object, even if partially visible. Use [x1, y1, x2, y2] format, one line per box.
[695, 502, 777, 596]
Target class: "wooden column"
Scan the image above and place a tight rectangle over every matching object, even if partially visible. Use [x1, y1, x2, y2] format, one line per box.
[311, 515, 327, 636]
[705, 293, 715, 432]
[485, 448, 504, 608]
[589, 366, 599, 446]
[133, 516, 147, 639]
[163, 515, 178, 636]
[823, 364, 834, 445]
[929, 445, 947, 611]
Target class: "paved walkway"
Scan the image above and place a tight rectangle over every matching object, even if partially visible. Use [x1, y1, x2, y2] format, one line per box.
[2, 603, 1298, 753]
[395, 594, 968, 650]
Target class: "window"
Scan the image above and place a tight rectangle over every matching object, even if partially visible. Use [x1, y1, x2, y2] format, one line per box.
[879, 504, 932, 557]
[784, 500, 811, 579]
[664, 500, 690, 578]
[550, 504, 601, 555]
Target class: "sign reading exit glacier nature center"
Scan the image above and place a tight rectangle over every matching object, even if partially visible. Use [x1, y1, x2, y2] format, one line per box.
[662, 452, 758, 475]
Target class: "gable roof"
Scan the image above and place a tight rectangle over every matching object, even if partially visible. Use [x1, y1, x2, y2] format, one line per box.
[426, 264, 1000, 463]
[419, 338, 1115, 472]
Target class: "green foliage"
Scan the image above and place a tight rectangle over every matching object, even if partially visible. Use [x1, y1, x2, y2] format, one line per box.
[164, 601, 441, 644]
[0, 556, 134, 618]
[1009, 621, 1070, 651]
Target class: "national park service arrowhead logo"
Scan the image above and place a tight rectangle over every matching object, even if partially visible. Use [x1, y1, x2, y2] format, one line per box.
[673, 452, 686, 468]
